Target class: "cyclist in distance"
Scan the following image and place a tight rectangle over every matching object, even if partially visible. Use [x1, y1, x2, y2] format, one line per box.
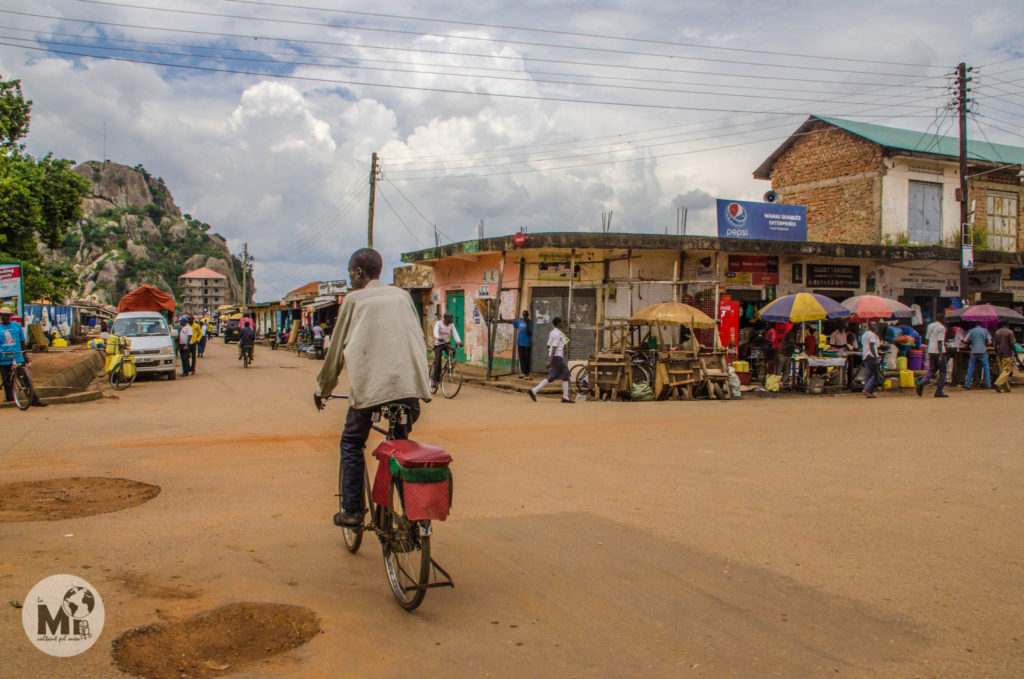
[314, 248, 431, 527]
[0, 306, 46, 406]
[238, 317, 256, 362]
[431, 312, 462, 389]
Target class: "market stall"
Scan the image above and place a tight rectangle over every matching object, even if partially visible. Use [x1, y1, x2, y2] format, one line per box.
[758, 292, 851, 392]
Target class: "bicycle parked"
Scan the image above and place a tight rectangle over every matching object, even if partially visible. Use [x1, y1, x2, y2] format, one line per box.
[109, 336, 137, 391]
[569, 350, 653, 397]
[430, 344, 463, 399]
[0, 350, 38, 410]
[324, 394, 454, 611]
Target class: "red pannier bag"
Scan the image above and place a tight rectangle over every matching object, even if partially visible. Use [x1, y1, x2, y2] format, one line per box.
[371, 439, 453, 521]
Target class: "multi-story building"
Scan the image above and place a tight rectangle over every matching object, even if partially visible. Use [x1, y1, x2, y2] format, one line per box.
[179, 267, 229, 318]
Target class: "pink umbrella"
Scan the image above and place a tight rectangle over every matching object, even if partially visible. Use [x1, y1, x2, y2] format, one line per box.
[840, 295, 914, 321]
[947, 304, 1024, 324]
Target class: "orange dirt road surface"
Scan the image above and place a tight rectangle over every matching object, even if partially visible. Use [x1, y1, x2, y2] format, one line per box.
[1, 340, 1022, 678]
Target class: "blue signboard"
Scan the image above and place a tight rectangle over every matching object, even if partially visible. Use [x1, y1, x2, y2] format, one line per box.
[716, 199, 807, 242]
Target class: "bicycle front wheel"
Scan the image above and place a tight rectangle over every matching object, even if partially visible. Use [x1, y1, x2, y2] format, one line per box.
[382, 481, 430, 610]
[631, 364, 652, 389]
[569, 364, 589, 396]
[337, 458, 363, 553]
[441, 363, 463, 398]
[12, 366, 32, 410]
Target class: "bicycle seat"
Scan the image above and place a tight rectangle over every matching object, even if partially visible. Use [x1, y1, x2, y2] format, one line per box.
[373, 439, 451, 468]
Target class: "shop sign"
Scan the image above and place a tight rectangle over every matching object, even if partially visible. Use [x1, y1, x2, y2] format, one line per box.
[537, 253, 579, 281]
[722, 255, 779, 285]
[0, 263, 23, 320]
[695, 256, 715, 281]
[716, 199, 807, 242]
[318, 279, 347, 295]
[806, 264, 860, 288]
[876, 266, 960, 298]
[967, 269, 1002, 292]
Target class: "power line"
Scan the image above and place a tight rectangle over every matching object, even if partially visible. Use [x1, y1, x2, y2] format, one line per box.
[0, 33, 948, 106]
[381, 177, 455, 242]
[72, 0, 947, 78]
[220, 0, 945, 69]
[0, 40, 946, 116]
[1, 9, 950, 89]
[376, 186, 427, 248]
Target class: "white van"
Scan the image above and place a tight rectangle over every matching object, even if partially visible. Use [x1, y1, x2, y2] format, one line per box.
[110, 311, 178, 380]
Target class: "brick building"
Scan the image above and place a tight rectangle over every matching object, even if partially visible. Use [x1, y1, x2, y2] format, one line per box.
[754, 116, 1024, 250]
[178, 266, 228, 318]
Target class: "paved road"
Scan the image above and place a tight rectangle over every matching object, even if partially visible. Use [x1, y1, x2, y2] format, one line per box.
[2, 340, 1022, 678]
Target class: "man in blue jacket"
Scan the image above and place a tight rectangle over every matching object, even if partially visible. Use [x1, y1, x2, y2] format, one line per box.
[0, 306, 46, 406]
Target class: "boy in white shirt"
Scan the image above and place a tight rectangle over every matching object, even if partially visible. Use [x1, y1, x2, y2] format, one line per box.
[431, 313, 462, 387]
[528, 317, 573, 403]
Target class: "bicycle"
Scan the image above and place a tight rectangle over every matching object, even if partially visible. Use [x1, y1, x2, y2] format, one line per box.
[624, 349, 655, 389]
[1, 351, 36, 410]
[569, 363, 589, 397]
[240, 343, 253, 368]
[109, 337, 137, 391]
[430, 344, 463, 399]
[324, 394, 454, 610]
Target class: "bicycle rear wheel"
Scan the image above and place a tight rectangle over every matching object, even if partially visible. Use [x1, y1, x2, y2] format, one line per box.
[12, 366, 32, 410]
[569, 364, 589, 396]
[382, 481, 430, 610]
[110, 363, 130, 390]
[631, 364, 653, 389]
[441, 363, 463, 398]
[243, 350, 250, 368]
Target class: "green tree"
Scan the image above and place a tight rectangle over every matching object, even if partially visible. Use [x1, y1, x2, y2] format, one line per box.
[0, 78, 90, 301]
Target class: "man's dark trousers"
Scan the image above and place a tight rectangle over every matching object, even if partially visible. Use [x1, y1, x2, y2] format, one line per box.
[918, 353, 947, 394]
[863, 356, 878, 393]
[178, 343, 191, 375]
[189, 343, 198, 374]
[517, 344, 531, 375]
[0, 364, 14, 401]
[339, 398, 420, 512]
[432, 344, 448, 383]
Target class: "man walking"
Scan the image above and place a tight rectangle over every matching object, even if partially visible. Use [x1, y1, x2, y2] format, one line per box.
[431, 313, 462, 389]
[198, 319, 208, 357]
[916, 313, 948, 398]
[188, 316, 201, 375]
[514, 310, 532, 378]
[962, 322, 992, 389]
[527, 316, 573, 403]
[177, 317, 192, 376]
[861, 322, 881, 398]
[314, 248, 431, 528]
[993, 320, 1015, 393]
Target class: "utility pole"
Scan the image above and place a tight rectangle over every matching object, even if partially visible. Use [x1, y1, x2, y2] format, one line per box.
[367, 152, 378, 248]
[956, 62, 973, 306]
[240, 242, 251, 311]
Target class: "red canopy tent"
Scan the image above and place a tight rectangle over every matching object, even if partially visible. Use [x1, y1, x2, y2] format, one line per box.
[117, 285, 175, 313]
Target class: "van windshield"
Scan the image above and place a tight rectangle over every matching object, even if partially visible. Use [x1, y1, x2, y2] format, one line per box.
[113, 317, 170, 336]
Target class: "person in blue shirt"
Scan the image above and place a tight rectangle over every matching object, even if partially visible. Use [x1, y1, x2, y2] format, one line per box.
[0, 306, 46, 406]
[513, 310, 532, 378]
[963, 322, 992, 389]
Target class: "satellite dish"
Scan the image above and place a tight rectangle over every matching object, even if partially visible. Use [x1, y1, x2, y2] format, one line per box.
[763, 190, 779, 203]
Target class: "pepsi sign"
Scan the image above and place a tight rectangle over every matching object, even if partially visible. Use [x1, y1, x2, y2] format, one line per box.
[716, 199, 806, 242]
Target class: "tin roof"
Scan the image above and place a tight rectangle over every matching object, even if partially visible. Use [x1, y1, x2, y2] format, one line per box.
[753, 115, 1024, 180]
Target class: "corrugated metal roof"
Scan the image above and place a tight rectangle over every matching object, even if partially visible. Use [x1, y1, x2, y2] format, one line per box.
[754, 115, 1024, 179]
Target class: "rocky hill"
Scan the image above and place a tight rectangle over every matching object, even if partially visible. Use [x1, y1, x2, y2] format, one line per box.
[46, 160, 251, 306]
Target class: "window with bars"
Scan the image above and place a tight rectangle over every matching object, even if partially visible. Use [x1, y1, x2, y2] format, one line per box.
[986, 191, 1019, 252]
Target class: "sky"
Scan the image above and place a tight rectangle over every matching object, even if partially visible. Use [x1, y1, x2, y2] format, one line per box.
[0, 0, 1022, 300]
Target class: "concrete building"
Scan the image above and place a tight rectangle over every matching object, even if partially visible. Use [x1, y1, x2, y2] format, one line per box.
[178, 266, 228, 318]
[401, 232, 1024, 370]
[754, 116, 1024, 250]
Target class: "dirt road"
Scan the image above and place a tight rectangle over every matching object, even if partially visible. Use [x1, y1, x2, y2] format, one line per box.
[1, 341, 1022, 678]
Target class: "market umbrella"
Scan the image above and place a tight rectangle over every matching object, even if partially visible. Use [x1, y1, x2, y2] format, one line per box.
[946, 304, 1024, 324]
[629, 302, 716, 328]
[840, 294, 914, 321]
[757, 292, 850, 323]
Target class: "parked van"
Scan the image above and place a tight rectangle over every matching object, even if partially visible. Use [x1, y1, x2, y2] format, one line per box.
[110, 311, 178, 381]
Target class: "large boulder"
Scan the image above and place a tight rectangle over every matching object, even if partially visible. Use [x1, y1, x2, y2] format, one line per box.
[95, 257, 125, 291]
[204, 257, 245, 302]
[126, 239, 149, 261]
[183, 253, 207, 271]
[74, 161, 152, 211]
[168, 222, 187, 241]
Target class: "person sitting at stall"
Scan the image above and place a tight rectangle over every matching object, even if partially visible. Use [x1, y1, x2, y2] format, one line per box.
[775, 325, 800, 378]
[803, 326, 819, 357]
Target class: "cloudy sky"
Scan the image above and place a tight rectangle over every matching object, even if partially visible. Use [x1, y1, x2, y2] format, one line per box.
[1, 0, 1022, 300]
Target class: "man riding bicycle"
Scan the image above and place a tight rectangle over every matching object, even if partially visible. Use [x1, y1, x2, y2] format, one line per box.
[431, 313, 462, 389]
[314, 248, 431, 528]
[238, 317, 255, 362]
[0, 306, 46, 407]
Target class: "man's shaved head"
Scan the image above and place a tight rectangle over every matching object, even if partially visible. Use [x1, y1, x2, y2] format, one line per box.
[349, 248, 382, 280]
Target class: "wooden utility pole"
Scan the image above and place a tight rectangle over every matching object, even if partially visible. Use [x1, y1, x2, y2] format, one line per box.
[957, 63, 972, 305]
[367, 152, 378, 248]
[241, 242, 250, 311]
